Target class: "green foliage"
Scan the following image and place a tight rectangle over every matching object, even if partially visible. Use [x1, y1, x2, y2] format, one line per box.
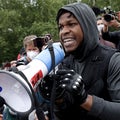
[81, 0, 120, 10]
[0, 0, 120, 67]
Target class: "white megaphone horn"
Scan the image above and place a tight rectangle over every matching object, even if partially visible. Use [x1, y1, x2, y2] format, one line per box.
[0, 42, 65, 116]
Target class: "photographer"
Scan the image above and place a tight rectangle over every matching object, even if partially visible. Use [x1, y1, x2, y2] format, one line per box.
[10, 34, 52, 69]
[92, 6, 120, 49]
[101, 11, 120, 49]
[97, 16, 116, 48]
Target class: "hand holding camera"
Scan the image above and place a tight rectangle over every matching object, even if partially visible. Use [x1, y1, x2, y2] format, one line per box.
[100, 7, 120, 29]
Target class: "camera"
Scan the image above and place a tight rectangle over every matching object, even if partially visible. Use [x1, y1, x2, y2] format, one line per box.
[33, 34, 52, 50]
[16, 34, 52, 66]
[103, 14, 115, 22]
[102, 7, 116, 22]
[92, 6, 116, 22]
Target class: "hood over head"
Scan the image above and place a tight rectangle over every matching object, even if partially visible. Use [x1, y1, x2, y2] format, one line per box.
[56, 2, 99, 61]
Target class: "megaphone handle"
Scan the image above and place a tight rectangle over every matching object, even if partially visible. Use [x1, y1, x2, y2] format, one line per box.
[36, 106, 46, 120]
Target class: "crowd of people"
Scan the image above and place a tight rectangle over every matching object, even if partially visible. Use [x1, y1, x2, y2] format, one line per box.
[96, 9, 120, 49]
[0, 1, 120, 120]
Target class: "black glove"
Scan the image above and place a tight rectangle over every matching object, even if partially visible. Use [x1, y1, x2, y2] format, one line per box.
[39, 74, 65, 101]
[56, 69, 87, 105]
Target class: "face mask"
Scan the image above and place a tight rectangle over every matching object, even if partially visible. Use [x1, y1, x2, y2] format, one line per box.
[27, 51, 39, 60]
[97, 24, 104, 34]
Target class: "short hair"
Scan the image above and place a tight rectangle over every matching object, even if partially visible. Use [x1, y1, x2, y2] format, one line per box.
[23, 35, 37, 49]
[96, 16, 102, 21]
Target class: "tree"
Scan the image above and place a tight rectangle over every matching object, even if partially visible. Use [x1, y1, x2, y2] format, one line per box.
[0, 0, 120, 67]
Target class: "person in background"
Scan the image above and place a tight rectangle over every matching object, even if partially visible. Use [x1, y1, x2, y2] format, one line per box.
[10, 47, 26, 67]
[17, 47, 26, 60]
[101, 11, 120, 49]
[11, 34, 52, 68]
[97, 16, 116, 48]
[10, 35, 39, 68]
[39, 2, 120, 120]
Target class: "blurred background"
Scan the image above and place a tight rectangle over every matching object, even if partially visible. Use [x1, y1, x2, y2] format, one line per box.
[0, 0, 120, 67]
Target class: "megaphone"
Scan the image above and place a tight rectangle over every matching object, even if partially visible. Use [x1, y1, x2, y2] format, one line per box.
[0, 42, 65, 116]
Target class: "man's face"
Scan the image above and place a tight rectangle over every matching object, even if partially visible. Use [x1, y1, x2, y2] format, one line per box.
[58, 12, 83, 53]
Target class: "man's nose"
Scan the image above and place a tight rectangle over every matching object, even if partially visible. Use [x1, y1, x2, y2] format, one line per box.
[61, 26, 70, 34]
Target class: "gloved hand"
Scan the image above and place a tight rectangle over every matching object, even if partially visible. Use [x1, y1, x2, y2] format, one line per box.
[39, 74, 65, 101]
[56, 69, 87, 105]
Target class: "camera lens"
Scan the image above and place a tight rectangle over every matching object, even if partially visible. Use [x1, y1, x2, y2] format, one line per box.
[104, 14, 114, 22]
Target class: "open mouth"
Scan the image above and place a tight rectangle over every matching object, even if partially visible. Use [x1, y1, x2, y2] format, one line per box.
[63, 38, 75, 47]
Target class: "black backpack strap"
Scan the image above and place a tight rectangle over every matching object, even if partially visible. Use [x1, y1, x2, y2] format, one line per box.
[47, 42, 56, 120]
[47, 42, 55, 72]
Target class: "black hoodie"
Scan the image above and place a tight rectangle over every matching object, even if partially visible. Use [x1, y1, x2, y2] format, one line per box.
[54, 2, 120, 120]
[56, 2, 99, 62]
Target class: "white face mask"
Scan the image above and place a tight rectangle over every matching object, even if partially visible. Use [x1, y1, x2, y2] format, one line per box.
[27, 51, 39, 60]
[97, 24, 104, 34]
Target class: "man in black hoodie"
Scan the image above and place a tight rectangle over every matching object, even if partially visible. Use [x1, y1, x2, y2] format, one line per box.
[40, 2, 120, 120]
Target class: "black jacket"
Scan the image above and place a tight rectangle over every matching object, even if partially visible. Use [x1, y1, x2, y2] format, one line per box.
[54, 2, 120, 120]
[102, 30, 120, 49]
[54, 44, 119, 120]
